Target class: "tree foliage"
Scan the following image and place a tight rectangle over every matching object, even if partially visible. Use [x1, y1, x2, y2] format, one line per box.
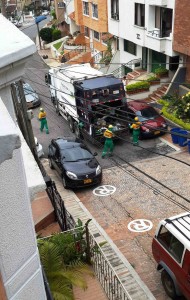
[39, 27, 53, 43]
[52, 29, 62, 41]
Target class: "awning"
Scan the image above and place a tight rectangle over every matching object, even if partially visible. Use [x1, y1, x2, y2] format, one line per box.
[68, 11, 75, 21]
[101, 33, 113, 41]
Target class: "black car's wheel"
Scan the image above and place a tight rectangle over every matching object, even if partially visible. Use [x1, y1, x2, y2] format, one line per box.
[161, 270, 177, 299]
[48, 158, 54, 169]
[68, 116, 74, 133]
[62, 176, 68, 189]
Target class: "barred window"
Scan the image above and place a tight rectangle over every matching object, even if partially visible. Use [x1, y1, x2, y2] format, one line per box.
[92, 3, 98, 18]
[93, 30, 100, 40]
[83, 1, 89, 15]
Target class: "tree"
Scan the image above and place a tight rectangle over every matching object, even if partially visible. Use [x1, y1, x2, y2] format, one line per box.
[52, 29, 61, 41]
[40, 27, 53, 43]
[38, 231, 93, 300]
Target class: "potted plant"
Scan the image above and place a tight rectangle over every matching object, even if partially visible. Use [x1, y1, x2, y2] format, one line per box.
[154, 67, 168, 78]
[126, 81, 150, 94]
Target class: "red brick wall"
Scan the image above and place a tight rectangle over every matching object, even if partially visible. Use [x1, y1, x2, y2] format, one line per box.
[173, 0, 190, 55]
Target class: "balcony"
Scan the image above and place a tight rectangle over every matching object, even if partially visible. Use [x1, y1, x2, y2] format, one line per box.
[148, 0, 167, 6]
[146, 29, 172, 54]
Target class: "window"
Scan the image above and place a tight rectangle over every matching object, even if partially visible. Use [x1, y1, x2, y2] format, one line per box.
[93, 30, 100, 40]
[135, 3, 145, 27]
[92, 3, 98, 18]
[57, 2, 66, 8]
[155, 7, 173, 38]
[124, 40, 137, 55]
[111, 0, 119, 20]
[84, 26, 89, 38]
[83, 1, 89, 16]
[158, 226, 184, 263]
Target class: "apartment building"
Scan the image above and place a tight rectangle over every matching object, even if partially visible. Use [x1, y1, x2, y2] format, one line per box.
[108, 0, 180, 75]
[173, 0, 190, 82]
[68, 0, 109, 62]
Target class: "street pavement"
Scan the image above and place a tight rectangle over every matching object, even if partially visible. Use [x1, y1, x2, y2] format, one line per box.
[23, 29, 189, 298]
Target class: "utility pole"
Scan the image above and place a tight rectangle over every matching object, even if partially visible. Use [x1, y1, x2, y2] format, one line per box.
[11, 81, 39, 161]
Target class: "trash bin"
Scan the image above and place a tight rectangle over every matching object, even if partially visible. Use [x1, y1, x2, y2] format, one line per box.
[188, 141, 190, 153]
[170, 127, 181, 144]
[178, 130, 188, 147]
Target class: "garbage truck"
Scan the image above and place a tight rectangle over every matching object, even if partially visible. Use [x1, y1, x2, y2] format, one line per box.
[45, 63, 128, 142]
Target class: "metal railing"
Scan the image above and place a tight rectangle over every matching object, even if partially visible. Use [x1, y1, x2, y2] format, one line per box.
[112, 58, 142, 78]
[39, 223, 133, 300]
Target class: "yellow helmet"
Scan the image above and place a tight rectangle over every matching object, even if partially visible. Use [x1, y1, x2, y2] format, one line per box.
[40, 107, 44, 112]
[134, 117, 139, 121]
[108, 124, 113, 128]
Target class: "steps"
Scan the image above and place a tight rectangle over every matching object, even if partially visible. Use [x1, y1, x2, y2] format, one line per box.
[147, 84, 169, 104]
[126, 69, 146, 81]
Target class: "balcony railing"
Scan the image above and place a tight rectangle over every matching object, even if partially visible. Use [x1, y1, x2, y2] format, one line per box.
[111, 12, 119, 21]
[147, 28, 172, 39]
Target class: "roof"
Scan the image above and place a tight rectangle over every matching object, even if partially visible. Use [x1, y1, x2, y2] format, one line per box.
[68, 11, 75, 20]
[59, 63, 102, 81]
[0, 15, 36, 69]
[75, 76, 122, 90]
[163, 212, 190, 251]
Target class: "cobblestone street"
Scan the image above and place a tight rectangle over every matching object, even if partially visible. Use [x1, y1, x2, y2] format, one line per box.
[75, 151, 190, 299]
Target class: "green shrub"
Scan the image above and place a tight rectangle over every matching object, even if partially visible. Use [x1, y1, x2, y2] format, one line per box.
[126, 81, 150, 92]
[154, 67, 168, 76]
[162, 106, 190, 130]
[146, 75, 160, 82]
[39, 27, 53, 43]
[52, 29, 61, 41]
[51, 10, 56, 19]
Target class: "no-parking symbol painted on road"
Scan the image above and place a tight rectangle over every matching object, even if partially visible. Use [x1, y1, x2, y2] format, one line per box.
[93, 185, 116, 196]
[128, 219, 153, 232]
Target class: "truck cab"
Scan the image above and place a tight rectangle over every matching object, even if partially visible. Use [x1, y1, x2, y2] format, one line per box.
[152, 212, 190, 299]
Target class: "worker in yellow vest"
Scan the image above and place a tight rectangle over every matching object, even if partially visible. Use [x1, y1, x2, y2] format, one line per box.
[130, 117, 141, 145]
[102, 125, 114, 158]
[38, 108, 49, 134]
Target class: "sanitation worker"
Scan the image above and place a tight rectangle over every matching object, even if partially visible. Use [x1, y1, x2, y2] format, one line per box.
[130, 117, 141, 145]
[102, 125, 114, 158]
[38, 107, 49, 134]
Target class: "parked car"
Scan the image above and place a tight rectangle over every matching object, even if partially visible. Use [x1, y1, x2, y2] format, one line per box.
[152, 212, 190, 299]
[48, 138, 102, 188]
[35, 137, 44, 158]
[127, 101, 168, 138]
[15, 82, 41, 108]
[42, 10, 49, 16]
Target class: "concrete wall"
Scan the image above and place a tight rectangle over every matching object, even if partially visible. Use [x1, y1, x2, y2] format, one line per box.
[0, 101, 46, 300]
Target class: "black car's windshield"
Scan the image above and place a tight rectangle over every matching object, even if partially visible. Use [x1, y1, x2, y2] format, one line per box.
[61, 146, 93, 162]
[136, 107, 159, 121]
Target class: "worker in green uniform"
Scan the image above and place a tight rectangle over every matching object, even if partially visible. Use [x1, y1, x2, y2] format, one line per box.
[130, 117, 141, 145]
[38, 108, 49, 134]
[102, 125, 114, 158]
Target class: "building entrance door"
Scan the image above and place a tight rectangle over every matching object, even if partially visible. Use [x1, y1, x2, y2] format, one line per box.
[151, 50, 166, 72]
[142, 47, 148, 70]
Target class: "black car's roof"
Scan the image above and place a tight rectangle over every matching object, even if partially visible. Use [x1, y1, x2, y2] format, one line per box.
[74, 76, 122, 90]
[53, 138, 82, 150]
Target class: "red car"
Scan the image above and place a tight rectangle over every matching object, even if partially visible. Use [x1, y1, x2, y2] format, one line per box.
[127, 100, 168, 138]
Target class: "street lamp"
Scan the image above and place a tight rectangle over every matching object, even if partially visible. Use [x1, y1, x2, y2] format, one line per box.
[35, 15, 47, 50]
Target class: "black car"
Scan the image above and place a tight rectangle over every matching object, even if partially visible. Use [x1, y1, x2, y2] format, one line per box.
[48, 138, 102, 188]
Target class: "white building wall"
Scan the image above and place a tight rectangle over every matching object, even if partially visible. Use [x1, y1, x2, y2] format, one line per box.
[108, 0, 177, 68]
[0, 101, 46, 300]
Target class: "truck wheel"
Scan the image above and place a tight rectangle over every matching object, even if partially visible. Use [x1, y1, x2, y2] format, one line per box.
[68, 116, 74, 133]
[161, 270, 177, 299]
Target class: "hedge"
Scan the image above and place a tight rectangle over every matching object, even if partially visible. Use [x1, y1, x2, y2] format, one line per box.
[154, 67, 168, 76]
[126, 81, 150, 92]
[161, 106, 190, 130]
